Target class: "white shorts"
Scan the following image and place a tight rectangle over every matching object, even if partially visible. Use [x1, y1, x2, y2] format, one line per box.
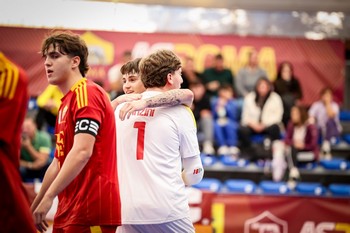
[117, 217, 195, 233]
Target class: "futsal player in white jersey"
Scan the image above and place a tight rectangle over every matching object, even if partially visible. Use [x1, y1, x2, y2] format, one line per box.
[115, 50, 204, 233]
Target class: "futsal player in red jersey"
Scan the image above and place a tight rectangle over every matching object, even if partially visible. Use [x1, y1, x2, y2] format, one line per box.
[0, 52, 37, 233]
[31, 31, 121, 233]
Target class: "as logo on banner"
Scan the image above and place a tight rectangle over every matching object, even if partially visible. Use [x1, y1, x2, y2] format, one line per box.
[244, 211, 288, 233]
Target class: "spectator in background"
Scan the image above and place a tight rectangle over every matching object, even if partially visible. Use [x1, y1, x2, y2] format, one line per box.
[0, 52, 37, 232]
[236, 49, 267, 98]
[35, 84, 62, 131]
[108, 50, 132, 99]
[239, 77, 283, 161]
[189, 81, 215, 155]
[20, 116, 52, 182]
[274, 61, 303, 127]
[309, 87, 342, 159]
[202, 54, 234, 98]
[283, 105, 318, 181]
[181, 56, 202, 89]
[211, 84, 239, 155]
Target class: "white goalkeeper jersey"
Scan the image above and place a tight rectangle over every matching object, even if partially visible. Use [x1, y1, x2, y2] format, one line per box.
[115, 91, 200, 224]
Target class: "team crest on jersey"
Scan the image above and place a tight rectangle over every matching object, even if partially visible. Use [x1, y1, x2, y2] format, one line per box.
[58, 105, 68, 124]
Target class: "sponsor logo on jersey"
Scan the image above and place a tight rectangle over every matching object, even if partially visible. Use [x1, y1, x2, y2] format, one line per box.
[193, 168, 203, 175]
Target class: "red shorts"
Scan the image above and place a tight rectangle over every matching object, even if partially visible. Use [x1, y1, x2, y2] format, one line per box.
[53, 225, 117, 233]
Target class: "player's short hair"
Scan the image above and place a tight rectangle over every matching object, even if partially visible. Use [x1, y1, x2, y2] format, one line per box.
[41, 30, 89, 77]
[139, 50, 181, 88]
[120, 58, 141, 76]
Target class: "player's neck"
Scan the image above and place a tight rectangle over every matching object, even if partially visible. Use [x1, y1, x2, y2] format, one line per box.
[146, 87, 166, 92]
[147, 84, 175, 92]
[59, 73, 84, 95]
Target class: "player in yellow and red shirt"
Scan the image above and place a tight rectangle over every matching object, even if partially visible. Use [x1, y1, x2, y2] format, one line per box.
[0, 52, 37, 233]
[31, 31, 121, 233]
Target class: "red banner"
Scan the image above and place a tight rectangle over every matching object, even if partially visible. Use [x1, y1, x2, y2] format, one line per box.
[0, 26, 345, 105]
[190, 190, 350, 233]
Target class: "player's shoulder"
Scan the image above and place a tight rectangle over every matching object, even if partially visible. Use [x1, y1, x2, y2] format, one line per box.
[72, 79, 109, 108]
[79, 79, 109, 99]
[165, 104, 194, 118]
[0, 53, 27, 99]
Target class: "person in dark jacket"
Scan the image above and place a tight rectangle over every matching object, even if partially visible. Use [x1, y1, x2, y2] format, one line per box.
[274, 61, 303, 127]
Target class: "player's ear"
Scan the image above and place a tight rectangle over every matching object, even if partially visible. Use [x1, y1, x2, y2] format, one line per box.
[71, 56, 81, 69]
[167, 72, 173, 85]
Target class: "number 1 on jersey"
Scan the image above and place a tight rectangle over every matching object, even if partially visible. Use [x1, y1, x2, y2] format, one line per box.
[134, 122, 146, 160]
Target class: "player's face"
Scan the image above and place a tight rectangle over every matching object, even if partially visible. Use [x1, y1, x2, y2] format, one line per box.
[122, 74, 146, 94]
[43, 44, 75, 85]
[171, 68, 183, 89]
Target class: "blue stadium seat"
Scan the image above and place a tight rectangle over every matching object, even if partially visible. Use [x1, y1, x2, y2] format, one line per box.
[220, 156, 248, 167]
[295, 182, 326, 196]
[329, 184, 350, 196]
[192, 178, 222, 192]
[250, 133, 285, 144]
[297, 162, 317, 170]
[339, 110, 350, 121]
[200, 154, 218, 167]
[225, 179, 256, 194]
[342, 134, 350, 144]
[320, 159, 350, 170]
[259, 181, 290, 194]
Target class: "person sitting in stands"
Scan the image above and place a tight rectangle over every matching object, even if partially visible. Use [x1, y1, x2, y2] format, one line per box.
[181, 56, 202, 89]
[189, 81, 215, 155]
[236, 49, 267, 98]
[20, 116, 52, 181]
[308, 87, 342, 159]
[273, 61, 303, 127]
[211, 84, 239, 155]
[271, 105, 318, 182]
[202, 54, 234, 98]
[238, 77, 283, 161]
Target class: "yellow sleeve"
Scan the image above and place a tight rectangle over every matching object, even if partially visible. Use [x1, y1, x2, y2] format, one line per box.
[37, 85, 63, 115]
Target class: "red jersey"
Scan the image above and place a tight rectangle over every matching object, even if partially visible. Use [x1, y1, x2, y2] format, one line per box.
[0, 52, 36, 233]
[54, 78, 121, 227]
[0, 52, 28, 168]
